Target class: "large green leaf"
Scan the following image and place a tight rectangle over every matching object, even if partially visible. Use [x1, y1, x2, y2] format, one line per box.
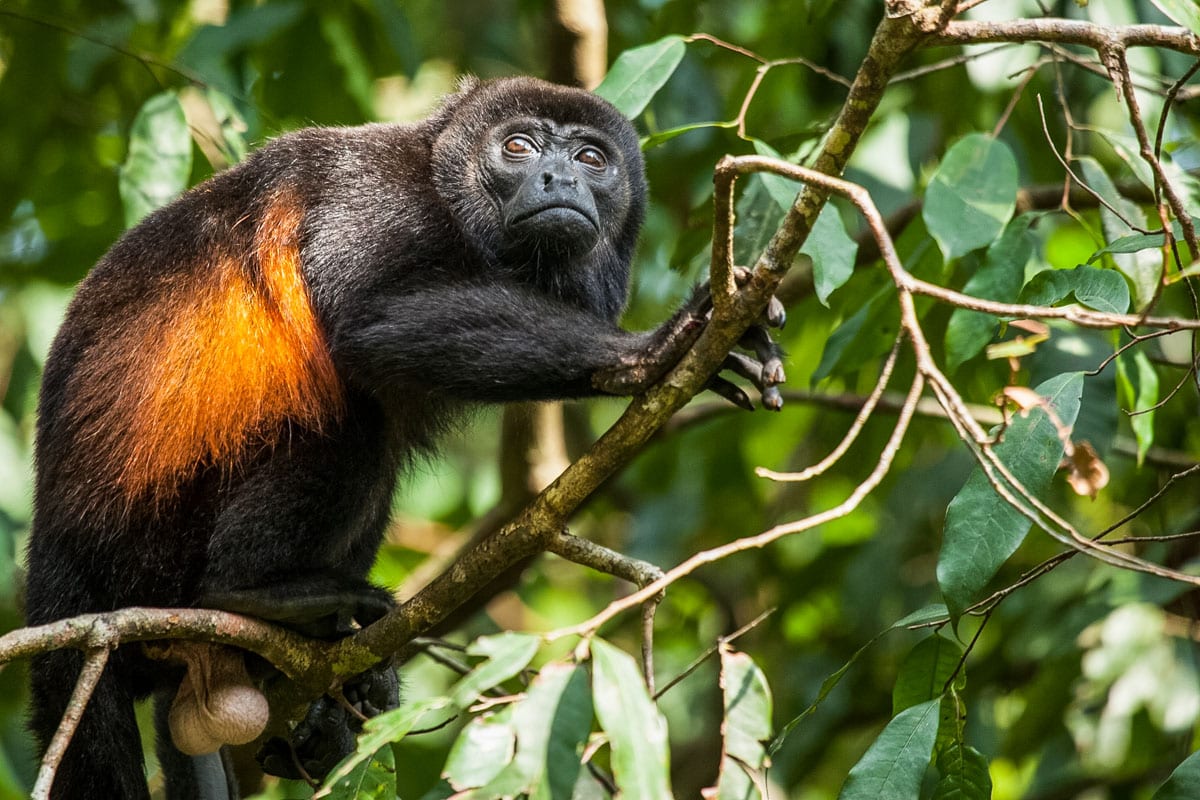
[1153, 749, 1200, 799]
[924, 134, 1018, 260]
[317, 698, 450, 798]
[591, 638, 672, 797]
[118, 92, 192, 228]
[450, 632, 541, 708]
[1151, 0, 1200, 33]
[837, 699, 940, 799]
[711, 649, 773, 800]
[468, 664, 592, 800]
[1021, 265, 1131, 315]
[933, 744, 992, 800]
[937, 372, 1084, 619]
[893, 634, 964, 715]
[594, 36, 686, 118]
[750, 140, 857, 304]
[944, 215, 1033, 370]
[1116, 349, 1158, 465]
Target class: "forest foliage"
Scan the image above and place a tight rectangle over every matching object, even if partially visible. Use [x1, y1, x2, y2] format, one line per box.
[3, 1, 1200, 798]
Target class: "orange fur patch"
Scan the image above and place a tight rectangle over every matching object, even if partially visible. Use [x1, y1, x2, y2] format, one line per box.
[104, 196, 343, 503]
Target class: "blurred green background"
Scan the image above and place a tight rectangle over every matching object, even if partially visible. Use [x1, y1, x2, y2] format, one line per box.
[3, 1, 1200, 797]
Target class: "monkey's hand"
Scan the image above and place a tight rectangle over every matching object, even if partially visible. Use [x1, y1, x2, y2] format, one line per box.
[593, 267, 786, 410]
[257, 660, 400, 783]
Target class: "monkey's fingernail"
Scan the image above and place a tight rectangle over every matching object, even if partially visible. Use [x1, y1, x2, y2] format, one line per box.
[763, 360, 785, 385]
[763, 387, 783, 411]
[767, 298, 786, 328]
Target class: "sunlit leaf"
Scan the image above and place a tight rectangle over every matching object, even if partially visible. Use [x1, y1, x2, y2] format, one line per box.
[451, 632, 541, 708]
[591, 638, 672, 797]
[710, 649, 773, 800]
[444, 707, 516, 790]
[594, 36, 686, 118]
[118, 92, 192, 228]
[323, 743, 396, 800]
[924, 134, 1018, 260]
[1116, 350, 1158, 465]
[470, 664, 592, 800]
[642, 120, 736, 149]
[837, 699, 940, 799]
[937, 372, 1084, 619]
[317, 698, 450, 798]
[1151, 0, 1200, 33]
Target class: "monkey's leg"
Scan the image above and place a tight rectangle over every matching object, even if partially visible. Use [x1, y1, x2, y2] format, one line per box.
[202, 577, 394, 639]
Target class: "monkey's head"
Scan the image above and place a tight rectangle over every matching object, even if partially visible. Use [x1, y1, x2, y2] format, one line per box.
[431, 77, 646, 275]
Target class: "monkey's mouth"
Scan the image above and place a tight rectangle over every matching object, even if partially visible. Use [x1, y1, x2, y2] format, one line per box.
[511, 204, 599, 233]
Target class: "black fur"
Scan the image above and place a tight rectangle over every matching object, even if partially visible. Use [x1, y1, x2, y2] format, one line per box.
[26, 76, 783, 798]
[24, 77, 671, 799]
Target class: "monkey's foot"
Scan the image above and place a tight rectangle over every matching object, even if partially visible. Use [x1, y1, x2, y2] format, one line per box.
[257, 661, 400, 782]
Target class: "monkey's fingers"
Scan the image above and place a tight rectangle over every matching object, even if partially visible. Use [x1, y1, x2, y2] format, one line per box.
[739, 325, 786, 387]
[719, 352, 785, 411]
[705, 375, 755, 411]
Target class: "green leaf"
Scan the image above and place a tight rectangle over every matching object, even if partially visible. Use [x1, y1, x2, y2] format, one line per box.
[444, 707, 515, 789]
[590, 638, 672, 797]
[324, 742, 396, 800]
[945, 215, 1034, 370]
[750, 140, 856, 304]
[733, 175, 787, 269]
[1021, 265, 1131, 314]
[806, 204, 858, 305]
[317, 698, 450, 798]
[203, 88, 248, 165]
[810, 286, 898, 384]
[471, 664, 592, 800]
[892, 604, 951, 629]
[1077, 157, 1157, 311]
[937, 372, 1084, 619]
[1087, 217, 1200, 264]
[924, 134, 1018, 260]
[1151, 0, 1200, 34]
[642, 120, 736, 150]
[711, 649, 773, 800]
[118, 92, 192, 228]
[837, 699, 941, 800]
[594, 36, 686, 118]
[319, 10, 376, 118]
[1116, 349, 1159, 466]
[451, 632, 541, 708]
[1153, 749, 1200, 799]
[893, 634, 964, 715]
[933, 744, 992, 800]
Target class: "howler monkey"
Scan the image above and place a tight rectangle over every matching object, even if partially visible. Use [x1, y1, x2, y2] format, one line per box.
[25, 76, 784, 799]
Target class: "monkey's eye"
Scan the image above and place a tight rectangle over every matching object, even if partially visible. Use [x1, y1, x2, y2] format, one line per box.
[502, 135, 538, 159]
[575, 147, 608, 170]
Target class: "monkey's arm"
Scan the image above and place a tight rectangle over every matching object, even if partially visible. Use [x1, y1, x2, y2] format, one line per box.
[328, 282, 718, 403]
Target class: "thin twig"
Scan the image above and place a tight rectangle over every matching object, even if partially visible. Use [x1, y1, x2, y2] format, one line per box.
[32, 648, 111, 800]
[757, 335, 904, 482]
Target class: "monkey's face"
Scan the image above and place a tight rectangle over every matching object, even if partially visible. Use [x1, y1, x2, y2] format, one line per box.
[482, 119, 629, 257]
